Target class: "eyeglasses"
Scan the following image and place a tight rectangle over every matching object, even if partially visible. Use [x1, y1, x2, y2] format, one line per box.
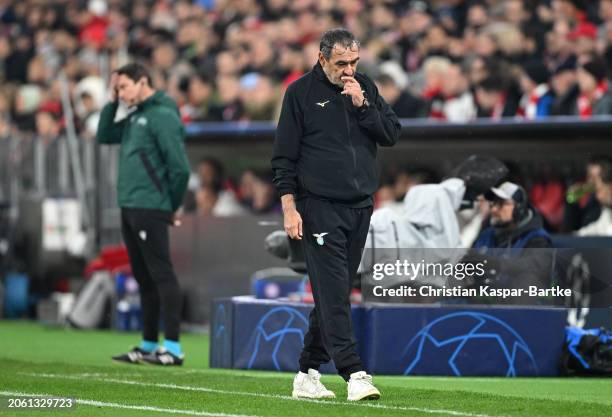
[488, 200, 515, 209]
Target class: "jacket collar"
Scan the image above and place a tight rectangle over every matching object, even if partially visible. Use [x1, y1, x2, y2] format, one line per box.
[138, 90, 162, 110]
[314, 61, 326, 81]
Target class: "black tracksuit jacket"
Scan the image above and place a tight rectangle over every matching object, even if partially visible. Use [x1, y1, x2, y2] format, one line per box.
[271, 62, 401, 206]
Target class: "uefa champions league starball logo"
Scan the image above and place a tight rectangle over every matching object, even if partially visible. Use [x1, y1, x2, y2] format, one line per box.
[246, 307, 309, 371]
[402, 312, 539, 377]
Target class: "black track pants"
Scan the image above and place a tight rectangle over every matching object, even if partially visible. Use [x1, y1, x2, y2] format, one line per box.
[297, 197, 372, 381]
[121, 208, 181, 342]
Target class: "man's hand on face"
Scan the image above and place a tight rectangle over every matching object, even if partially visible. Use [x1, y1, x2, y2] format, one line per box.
[341, 76, 365, 107]
[109, 72, 119, 102]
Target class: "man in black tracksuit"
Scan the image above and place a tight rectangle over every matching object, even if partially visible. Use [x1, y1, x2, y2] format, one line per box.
[97, 63, 190, 366]
[271, 28, 400, 401]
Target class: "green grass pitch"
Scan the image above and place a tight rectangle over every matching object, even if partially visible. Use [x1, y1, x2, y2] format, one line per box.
[0, 321, 610, 417]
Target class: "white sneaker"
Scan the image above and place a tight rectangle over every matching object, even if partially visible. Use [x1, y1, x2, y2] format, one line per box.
[292, 369, 336, 399]
[347, 371, 380, 401]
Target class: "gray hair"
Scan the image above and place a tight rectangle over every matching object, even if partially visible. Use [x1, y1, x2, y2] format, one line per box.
[319, 28, 360, 60]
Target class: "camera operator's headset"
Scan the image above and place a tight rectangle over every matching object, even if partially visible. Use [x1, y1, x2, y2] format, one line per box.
[511, 185, 529, 223]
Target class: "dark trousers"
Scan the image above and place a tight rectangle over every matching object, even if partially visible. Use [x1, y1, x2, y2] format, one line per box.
[121, 208, 181, 342]
[297, 197, 372, 381]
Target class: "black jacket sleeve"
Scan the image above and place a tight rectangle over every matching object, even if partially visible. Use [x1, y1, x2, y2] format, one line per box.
[271, 84, 303, 197]
[357, 76, 401, 147]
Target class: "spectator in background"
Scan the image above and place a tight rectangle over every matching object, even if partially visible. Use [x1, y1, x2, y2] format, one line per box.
[77, 91, 100, 139]
[577, 160, 612, 236]
[466, 55, 490, 88]
[545, 18, 572, 70]
[298, 40, 318, 67]
[593, 46, 612, 114]
[181, 73, 214, 123]
[239, 73, 279, 121]
[238, 169, 257, 209]
[184, 157, 246, 217]
[237, 168, 280, 214]
[151, 43, 178, 79]
[277, 44, 306, 88]
[208, 75, 244, 122]
[440, 63, 477, 122]
[13, 84, 41, 132]
[505, 0, 532, 27]
[600, 0, 612, 26]
[249, 170, 280, 214]
[474, 75, 520, 119]
[421, 55, 449, 94]
[191, 184, 215, 216]
[564, 157, 609, 232]
[376, 165, 437, 210]
[463, 2, 490, 54]
[598, 0, 612, 52]
[4, 29, 34, 84]
[473, 29, 498, 58]
[517, 61, 554, 119]
[553, 0, 592, 26]
[74, 74, 105, 138]
[36, 110, 61, 144]
[421, 56, 451, 119]
[246, 37, 276, 75]
[194, 183, 248, 217]
[421, 24, 450, 58]
[567, 22, 599, 63]
[216, 50, 242, 77]
[550, 56, 580, 115]
[374, 73, 426, 119]
[576, 58, 608, 118]
[397, 1, 434, 73]
[490, 22, 527, 63]
[466, 1, 490, 30]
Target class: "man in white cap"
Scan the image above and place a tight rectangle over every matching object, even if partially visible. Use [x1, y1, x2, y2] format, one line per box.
[474, 181, 551, 250]
[468, 182, 553, 297]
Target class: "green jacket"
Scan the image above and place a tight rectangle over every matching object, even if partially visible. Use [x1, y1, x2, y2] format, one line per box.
[96, 91, 190, 212]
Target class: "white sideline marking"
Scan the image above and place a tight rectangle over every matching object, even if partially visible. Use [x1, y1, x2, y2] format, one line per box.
[24, 372, 503, 417]
[0, 390, 260, 417]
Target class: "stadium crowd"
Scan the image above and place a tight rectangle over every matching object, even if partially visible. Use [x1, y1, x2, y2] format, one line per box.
[0, 0, 611, 236]
[3, 0, 612, 132]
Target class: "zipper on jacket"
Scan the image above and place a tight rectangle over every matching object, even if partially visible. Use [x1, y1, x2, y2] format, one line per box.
[341, 95, 359, 190]
[139, 151, 163, 194]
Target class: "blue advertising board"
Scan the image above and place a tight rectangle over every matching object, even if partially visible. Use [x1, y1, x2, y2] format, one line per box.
[211, 297, 566, 376]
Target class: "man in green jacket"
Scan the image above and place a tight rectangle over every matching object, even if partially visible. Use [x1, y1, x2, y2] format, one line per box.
[97, 63, 190, 366]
